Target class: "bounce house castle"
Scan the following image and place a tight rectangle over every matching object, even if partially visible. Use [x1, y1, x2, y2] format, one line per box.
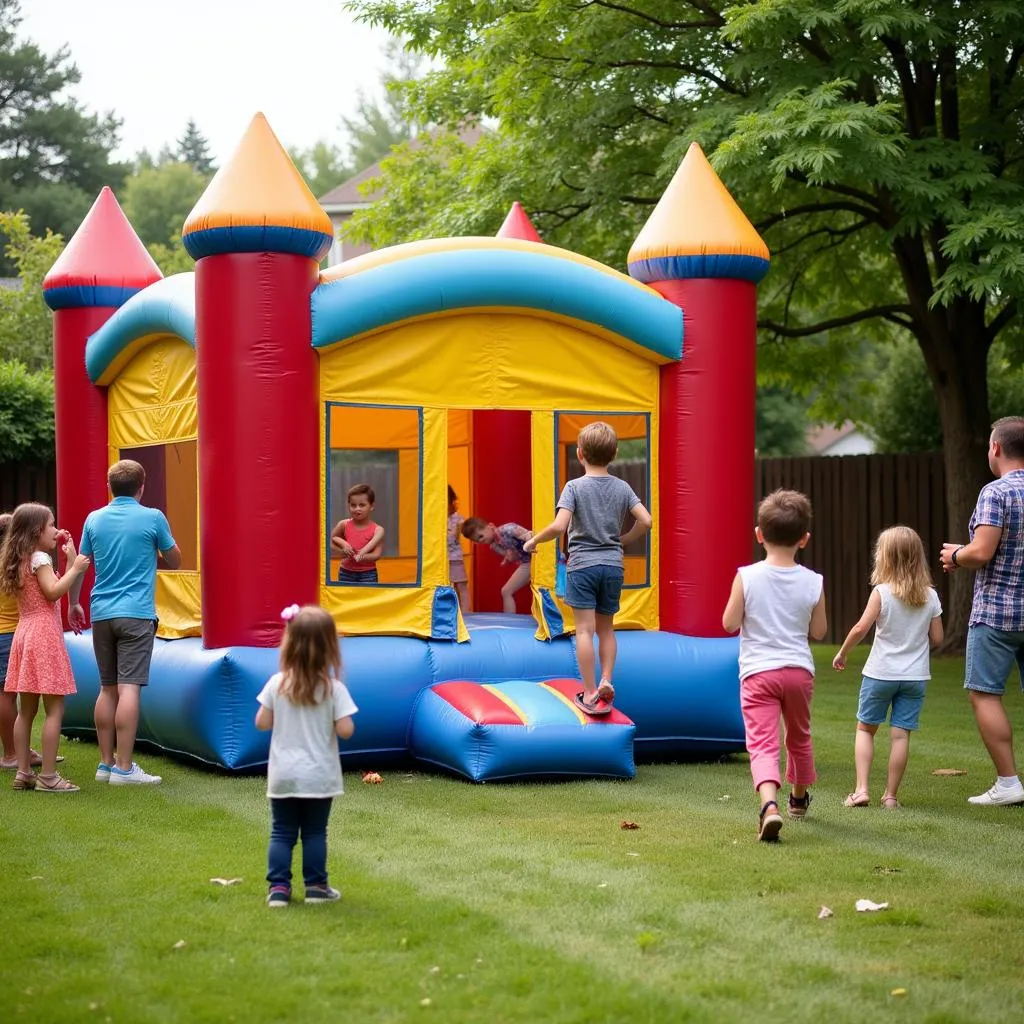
[44, 114, 769, 781]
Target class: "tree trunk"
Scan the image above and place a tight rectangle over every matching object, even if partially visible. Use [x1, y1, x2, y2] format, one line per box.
[928, 306, 992, 650]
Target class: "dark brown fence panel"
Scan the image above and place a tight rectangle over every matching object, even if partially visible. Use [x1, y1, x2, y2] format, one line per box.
[755, 453, 947, 644]
[0, 462, 57, 518]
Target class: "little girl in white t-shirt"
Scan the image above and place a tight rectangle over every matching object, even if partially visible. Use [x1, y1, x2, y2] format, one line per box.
[833, 526, 944, 809]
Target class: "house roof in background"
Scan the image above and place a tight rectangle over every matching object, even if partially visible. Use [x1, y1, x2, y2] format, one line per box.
[318, 126, 485, 208]
[806, 420, 860, 453]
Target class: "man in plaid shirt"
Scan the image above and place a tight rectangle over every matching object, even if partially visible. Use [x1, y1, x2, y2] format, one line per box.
[941, 416, 1024, 806]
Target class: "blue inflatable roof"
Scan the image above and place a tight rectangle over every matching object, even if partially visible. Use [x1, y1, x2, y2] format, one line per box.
[311, 249, 683, 361]
[85, 273, 196, 383]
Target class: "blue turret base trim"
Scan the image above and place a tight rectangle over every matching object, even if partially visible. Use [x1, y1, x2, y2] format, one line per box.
[182, 224, 332, 260]
[43, 284, 143, 311]
[629, 253, 770, 284]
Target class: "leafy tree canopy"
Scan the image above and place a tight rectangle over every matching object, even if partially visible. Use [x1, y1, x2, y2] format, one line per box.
[0, 0, 127, 266]
[289, 140, 352, 200]
[121, 161, 208, 251]
[344, 0, 1024, 641]
[0, 210, 61, 370]
[0, 358, 53, 462]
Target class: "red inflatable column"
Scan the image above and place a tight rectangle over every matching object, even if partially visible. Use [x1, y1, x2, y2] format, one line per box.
[471, 410, 533, 613]
[654, 280, 756, 636]
[627, 143, 770, 638]
[42, 187, 163, 620]
[182, 114, 335, 649]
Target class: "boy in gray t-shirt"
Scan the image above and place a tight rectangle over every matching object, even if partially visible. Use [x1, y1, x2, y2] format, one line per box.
[525, 422, 651, 715]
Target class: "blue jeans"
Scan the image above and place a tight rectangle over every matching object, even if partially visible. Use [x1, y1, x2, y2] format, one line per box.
[267, 797, 333, 889]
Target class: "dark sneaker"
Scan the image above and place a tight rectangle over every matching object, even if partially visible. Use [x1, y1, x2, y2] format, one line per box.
[304, 885, 341, 904]
[788, 792, 812, 819]
[267, 886, 291, 908]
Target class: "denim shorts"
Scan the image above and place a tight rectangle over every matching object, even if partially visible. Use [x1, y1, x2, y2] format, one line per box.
[564, 564, 624, 616]
[857, 676, 927, 731]
[964, 624, 1024, 695]
[338, 567, 378, 584]
[0, 631, 12, 683]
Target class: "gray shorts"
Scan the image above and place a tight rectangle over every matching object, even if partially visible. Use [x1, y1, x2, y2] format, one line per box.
[93, 618, 157, 686]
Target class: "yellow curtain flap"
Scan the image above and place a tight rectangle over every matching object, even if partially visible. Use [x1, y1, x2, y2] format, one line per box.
[320, 583, 468, 641]
[154, 571, 202, 638]
[530, 411, 556, 589]
[420, 408, 447, 587]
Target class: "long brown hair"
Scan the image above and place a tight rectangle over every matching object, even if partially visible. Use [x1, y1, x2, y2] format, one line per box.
[278, 605, 341, 706]
[0, 503, 52, 596]
[871, 526, 933, 607]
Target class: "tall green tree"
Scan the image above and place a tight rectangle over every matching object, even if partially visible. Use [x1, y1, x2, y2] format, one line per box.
[345, 0, 1024, 642]
[0, 0, 127, 265]
[0, 211, 61, 370]
[121, 162, 209, 251]
[288, 140, 351, 199]
[176, 119, 216, 175]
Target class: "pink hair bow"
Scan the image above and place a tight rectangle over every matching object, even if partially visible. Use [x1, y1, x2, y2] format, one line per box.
[280, 604, 301, 622]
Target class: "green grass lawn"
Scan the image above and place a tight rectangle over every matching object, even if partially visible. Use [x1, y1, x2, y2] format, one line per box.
[2, 646, 1023, 1024]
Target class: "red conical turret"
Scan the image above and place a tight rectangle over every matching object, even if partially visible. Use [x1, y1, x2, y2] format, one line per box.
[496, 202, 543, 243]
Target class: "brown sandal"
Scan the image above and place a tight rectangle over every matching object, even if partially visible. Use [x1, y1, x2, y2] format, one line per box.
[844, 790, 870, 808]
[597, 679, 615, 702]
[12, 770, 36, 791]
[35, 773, 80, 793]
[880, 794, 902, 810]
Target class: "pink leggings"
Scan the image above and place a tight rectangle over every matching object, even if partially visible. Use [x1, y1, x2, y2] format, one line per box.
[740, 667, 817, 791]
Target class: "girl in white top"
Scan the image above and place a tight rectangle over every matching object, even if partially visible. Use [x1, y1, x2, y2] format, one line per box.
[256, 604, 358, 907]
[833, 527, 943, 809]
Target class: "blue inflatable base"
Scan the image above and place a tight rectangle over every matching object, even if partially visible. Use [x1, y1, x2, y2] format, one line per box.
[62, 614, 745, 774]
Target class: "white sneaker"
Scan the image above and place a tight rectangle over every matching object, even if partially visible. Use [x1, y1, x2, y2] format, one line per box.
[95, 761, 113, 783]
[109, 762, 162, 786]
[967, 782, 1024, 806]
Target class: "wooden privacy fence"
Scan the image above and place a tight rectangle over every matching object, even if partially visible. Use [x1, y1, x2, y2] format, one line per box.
[756, 453, 948, 645]
[0, 462, 57, 517]
[0, 455, 948, 645]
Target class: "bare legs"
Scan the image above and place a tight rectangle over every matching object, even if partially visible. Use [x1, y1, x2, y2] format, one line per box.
[0, 689, 16, 760]
[574, 610, 617, 700]
[94, 683, 143, 770]
[454, 581, 470, 613]
[500, 564, 531, 615]
[14, 693, 65, 775]
[969, 691, 1017, 778]
[852, 721, 911, 802]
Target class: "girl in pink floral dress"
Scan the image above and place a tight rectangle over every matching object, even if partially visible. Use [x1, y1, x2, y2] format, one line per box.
[0, 503, 90, 792]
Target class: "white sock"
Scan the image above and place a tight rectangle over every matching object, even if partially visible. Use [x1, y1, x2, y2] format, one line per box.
[996, 775, 1021, 789]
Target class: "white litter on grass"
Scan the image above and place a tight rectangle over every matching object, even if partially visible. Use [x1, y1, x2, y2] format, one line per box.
[172, 939, 187, 950]
[817, 906, 834, 919]
[597, 882, 608, 888]
[209, 877, 242, 886]
[855, 899, 890, 913]
[626, 852, 639, 857]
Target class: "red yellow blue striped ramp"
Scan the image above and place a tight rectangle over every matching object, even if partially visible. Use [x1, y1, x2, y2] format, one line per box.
[409, 678, 636, 782]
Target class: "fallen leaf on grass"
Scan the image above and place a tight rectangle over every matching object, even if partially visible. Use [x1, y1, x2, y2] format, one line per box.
[932, 768, 967, 776]
[855, 899, 889, 913]
[172, 939, 187, 950]
[620, 820, 640, 830]
[717, 794, 731, 801]
[597, 882, 608, 888]
[419, 998, 432, 1008]
[890, 988, 908, 997]
[626, 852, 639, 857]
[209, 877, 243, 886]
[817, 906, 834, 919]
[362, 771, 383, 784]
[873, 866, 902, 875]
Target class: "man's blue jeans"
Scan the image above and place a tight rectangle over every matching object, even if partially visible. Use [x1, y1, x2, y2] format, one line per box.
[267, 797, 333, 888]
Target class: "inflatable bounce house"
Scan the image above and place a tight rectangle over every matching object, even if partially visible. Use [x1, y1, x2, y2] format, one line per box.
[44, 114, 769, 781]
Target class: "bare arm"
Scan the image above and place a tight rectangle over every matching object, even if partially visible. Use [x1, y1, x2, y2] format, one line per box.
[832, 588, 881, 670]
[940, 525, 1001, 572]
[35, 555, 90, 603]
[255, 706, 273, 731]
[159, 544, 182, 570]
[721, 573, 745, 634]
[620, 502, 652, 547]
[929, 614, 944, 647]
[809, 589, 828, 642]
[523, 509, 571, 552]
[330, 520, 354, 556]
[335, 715, 355, 739]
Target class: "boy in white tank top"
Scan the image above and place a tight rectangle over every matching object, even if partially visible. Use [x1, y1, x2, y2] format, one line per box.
[722, 489, 827, 842]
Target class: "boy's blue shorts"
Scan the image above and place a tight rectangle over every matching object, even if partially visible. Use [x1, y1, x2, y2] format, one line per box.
[564, 564, 624, 616]
[857, 676, 926, 731]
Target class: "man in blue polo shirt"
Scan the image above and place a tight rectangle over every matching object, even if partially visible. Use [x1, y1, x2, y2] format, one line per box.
[69, 460, 181, 786]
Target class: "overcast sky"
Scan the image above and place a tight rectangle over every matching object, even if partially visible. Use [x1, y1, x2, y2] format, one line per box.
[20, 0, 391, 162]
